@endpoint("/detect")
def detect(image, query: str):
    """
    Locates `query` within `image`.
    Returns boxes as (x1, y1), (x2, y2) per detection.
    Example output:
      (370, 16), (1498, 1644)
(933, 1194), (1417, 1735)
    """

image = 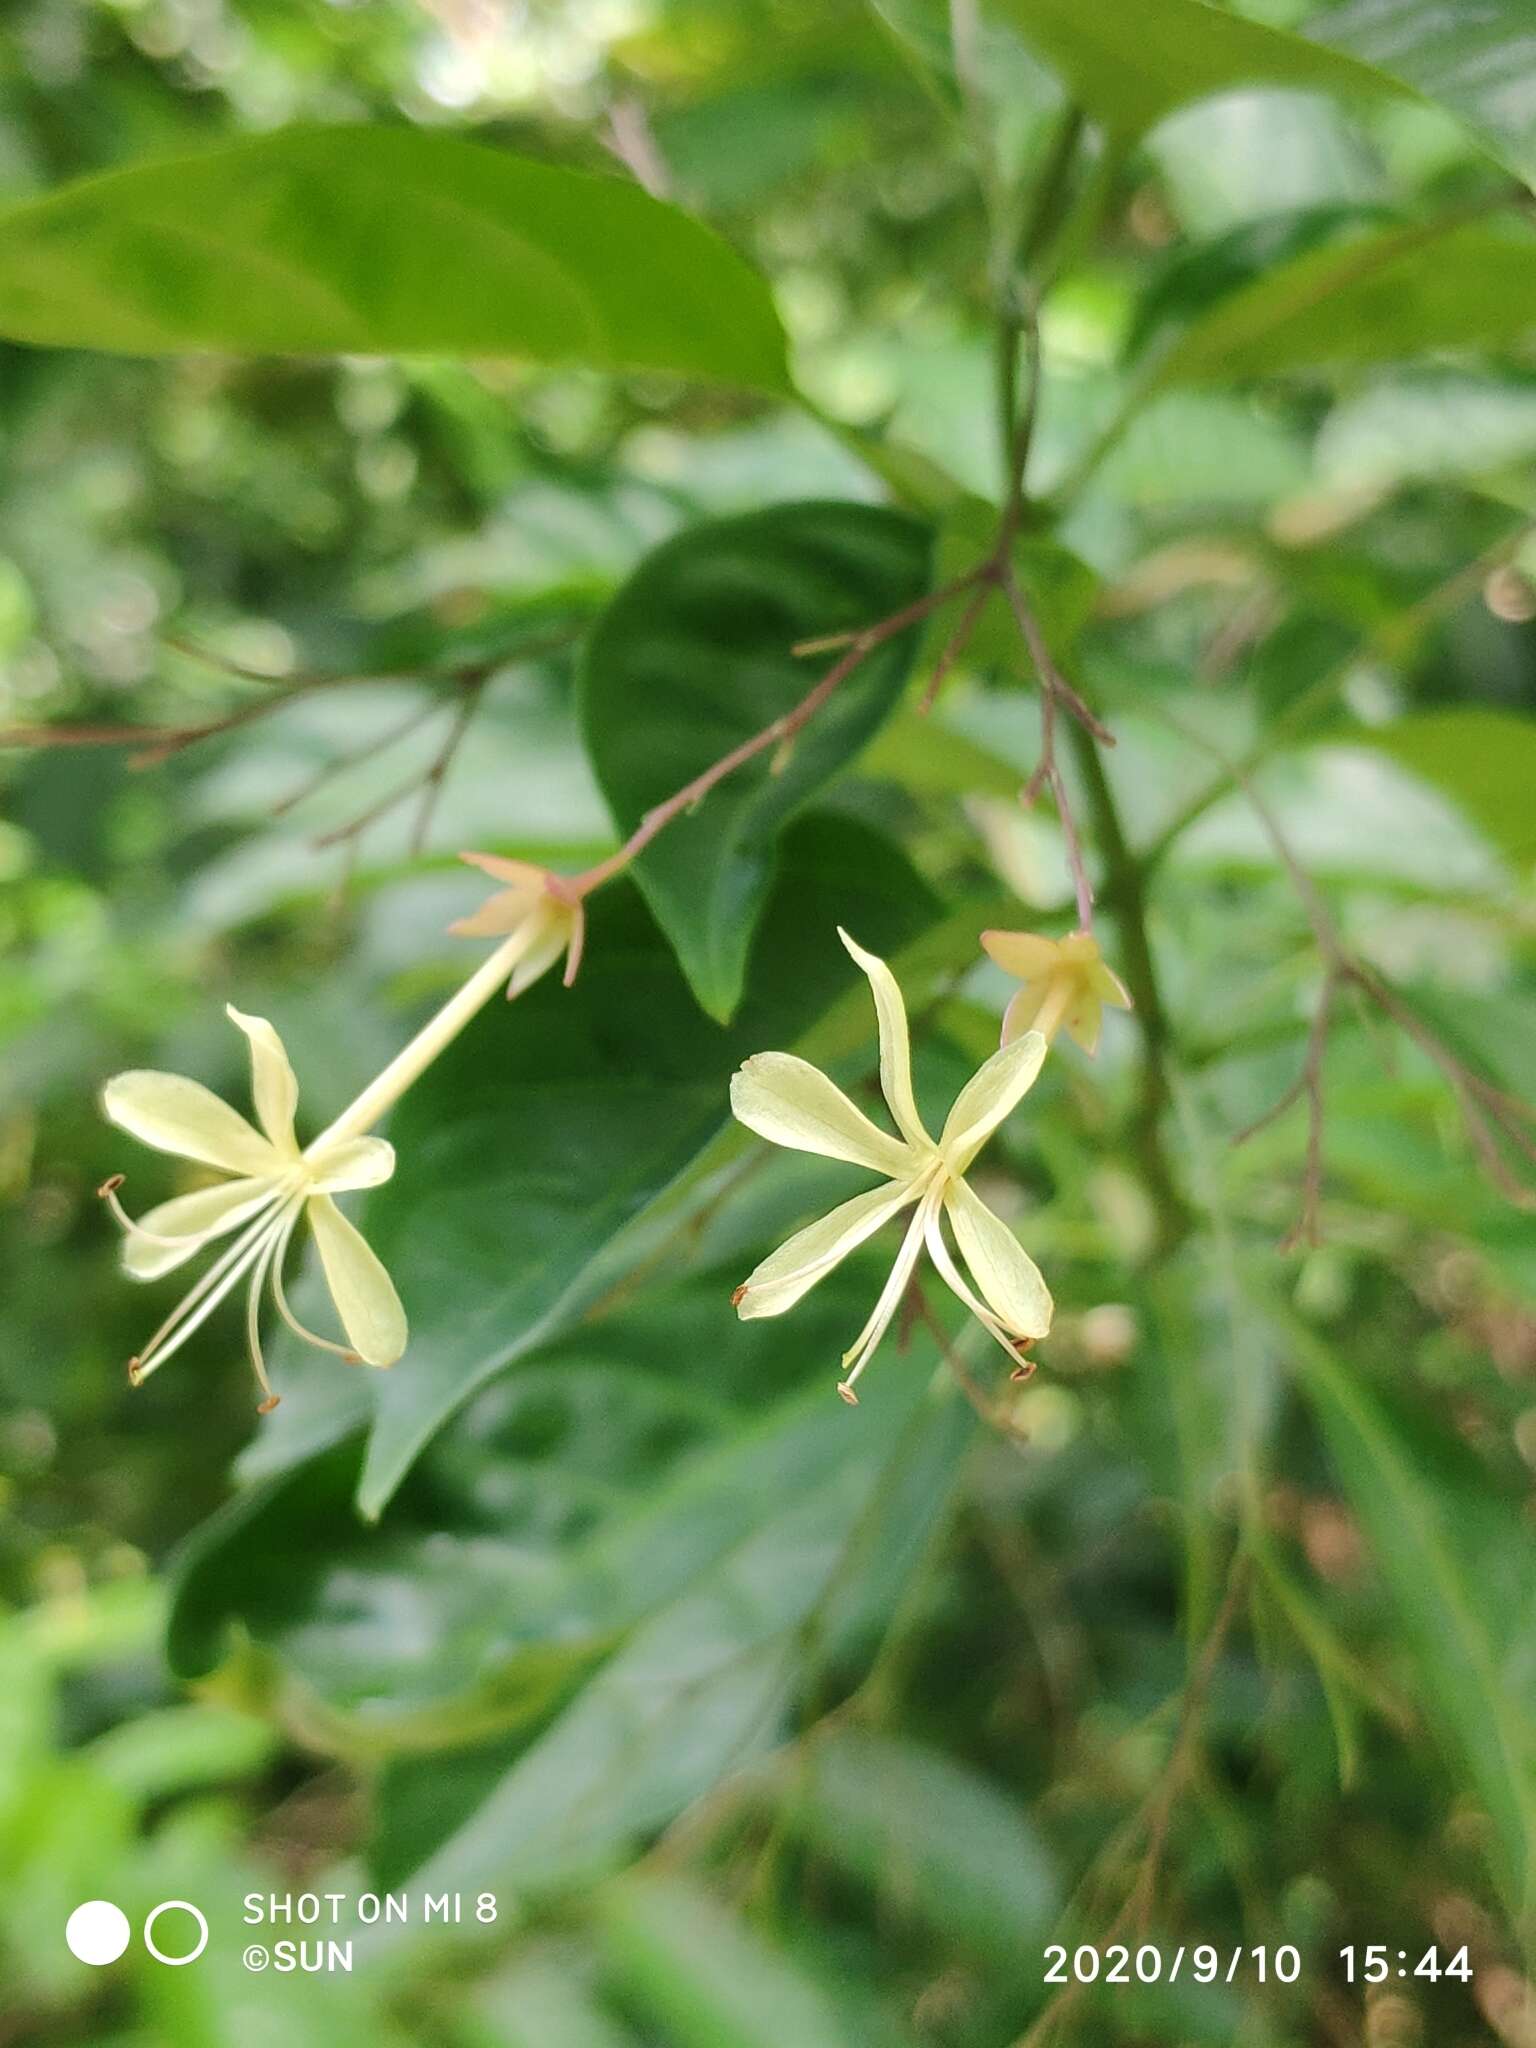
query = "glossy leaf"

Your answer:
(389, 1350), (966, 1901)
(917, 494), (1098, 685)
(1312, 0), (1536, 188)
(988, 0), (1396, 137)
(0, 128), (790, 391)
(1151, 215), (1536, 384)
(581, 502), (932, 1020)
